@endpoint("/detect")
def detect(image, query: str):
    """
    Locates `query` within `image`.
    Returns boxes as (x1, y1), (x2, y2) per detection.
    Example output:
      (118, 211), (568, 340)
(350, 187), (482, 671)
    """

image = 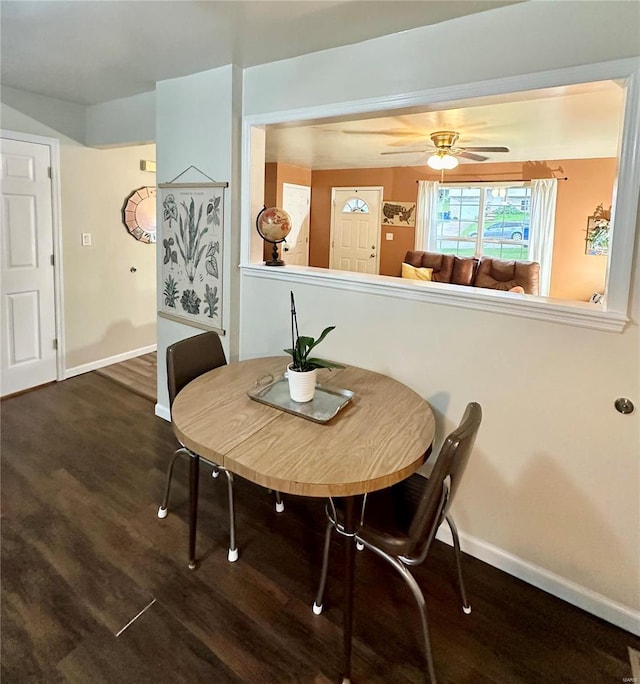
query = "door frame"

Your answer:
(281, 181), (310, 266)
(329, 186), (383, 274)
(1, 130), (65, 383)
